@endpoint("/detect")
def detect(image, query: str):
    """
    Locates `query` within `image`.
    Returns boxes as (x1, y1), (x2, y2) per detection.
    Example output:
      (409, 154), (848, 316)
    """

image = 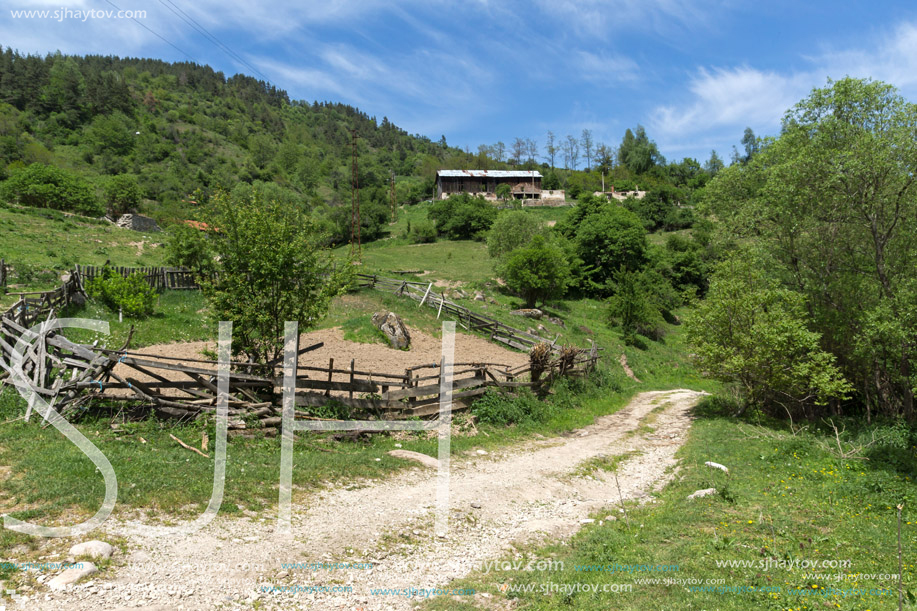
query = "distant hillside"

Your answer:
(0, 49), (478, 239)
